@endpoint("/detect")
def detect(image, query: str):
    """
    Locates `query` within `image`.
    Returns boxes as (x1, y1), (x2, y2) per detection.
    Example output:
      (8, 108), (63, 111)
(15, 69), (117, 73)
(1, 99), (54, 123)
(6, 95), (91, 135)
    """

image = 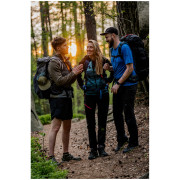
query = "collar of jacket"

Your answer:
(54, 54), (72, 72)
(54, 53), (64, 61)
